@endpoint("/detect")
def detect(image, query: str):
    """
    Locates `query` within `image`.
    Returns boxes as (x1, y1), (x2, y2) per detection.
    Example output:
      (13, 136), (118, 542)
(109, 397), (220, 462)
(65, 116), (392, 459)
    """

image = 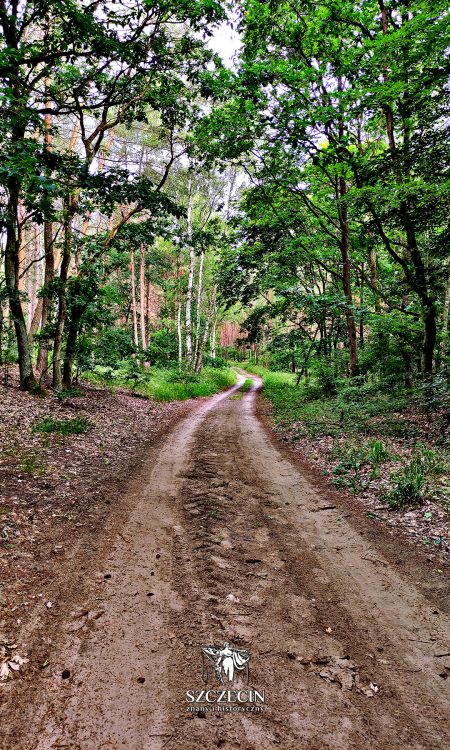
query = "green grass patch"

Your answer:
(56, 387), (83, 400)
(20, 453), (47, 474)
(84, 365), (236, 402)
(32, 416), (90, 435)
(242, 364), (413, 440)
(229, 377), (253, 399)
